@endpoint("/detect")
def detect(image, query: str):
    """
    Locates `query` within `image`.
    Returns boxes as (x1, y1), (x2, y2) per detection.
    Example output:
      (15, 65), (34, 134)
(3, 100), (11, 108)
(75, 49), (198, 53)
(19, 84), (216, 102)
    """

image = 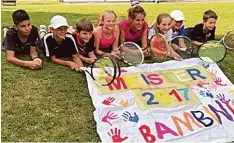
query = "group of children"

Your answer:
(2, 6), (218, 71)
